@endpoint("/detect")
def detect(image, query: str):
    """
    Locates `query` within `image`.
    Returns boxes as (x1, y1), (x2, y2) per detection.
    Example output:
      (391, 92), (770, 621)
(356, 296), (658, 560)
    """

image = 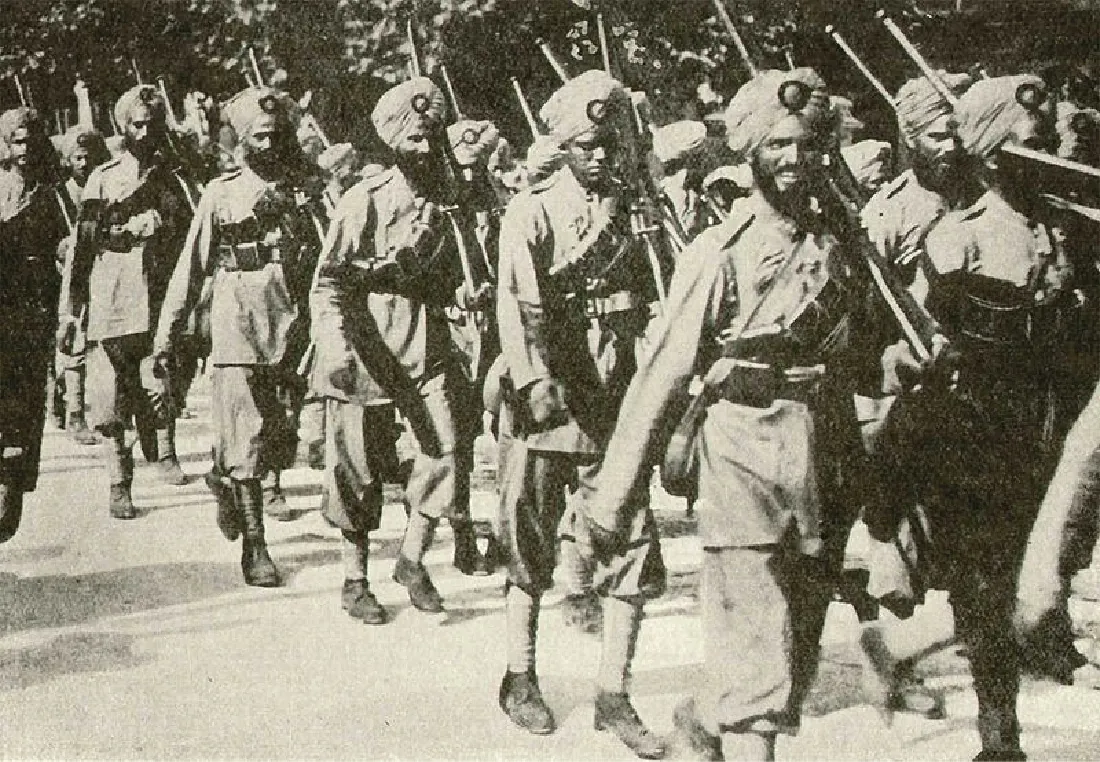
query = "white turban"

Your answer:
(538, 69), (628, 143)
(724, 69), (833, 158)
(894, 72), (973, 141)
(114, 85), (166, 131)
(652, 120), (706, 166)
(446, 119), (500, 167)
(371, 77), (446, 150)
(955, 74), (1047, 160)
